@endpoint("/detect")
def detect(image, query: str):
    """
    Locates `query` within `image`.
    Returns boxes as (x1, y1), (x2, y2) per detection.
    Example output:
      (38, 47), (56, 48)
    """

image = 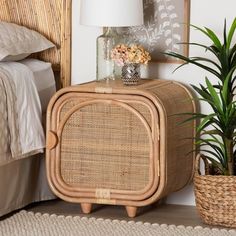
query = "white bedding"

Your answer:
(20, 59), (56, 112)
(0, 59), (56, 217)
(0, 60), (54, 165)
